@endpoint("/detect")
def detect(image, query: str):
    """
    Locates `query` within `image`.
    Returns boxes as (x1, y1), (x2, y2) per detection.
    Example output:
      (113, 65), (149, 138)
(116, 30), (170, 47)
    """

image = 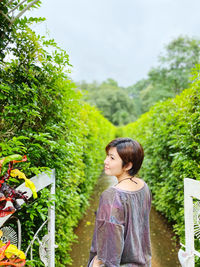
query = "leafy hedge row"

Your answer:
(0, 16), (115, 266)
(0, 83), (115, 266)
(118, 66), (200, 243)
(2, 4), (199, 265)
